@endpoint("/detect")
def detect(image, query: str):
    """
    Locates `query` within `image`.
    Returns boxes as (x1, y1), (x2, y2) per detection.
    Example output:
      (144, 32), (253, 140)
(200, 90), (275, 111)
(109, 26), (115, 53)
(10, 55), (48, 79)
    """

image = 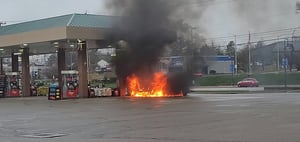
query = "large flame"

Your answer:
(127, 72), (183, 97)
